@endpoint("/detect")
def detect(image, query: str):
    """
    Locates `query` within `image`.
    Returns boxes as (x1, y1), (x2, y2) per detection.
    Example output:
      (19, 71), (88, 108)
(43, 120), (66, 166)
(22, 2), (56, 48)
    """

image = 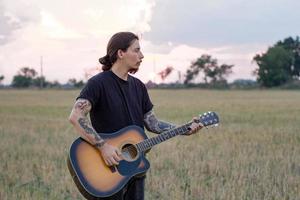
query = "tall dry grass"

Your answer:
(0, 89), (299, 200)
